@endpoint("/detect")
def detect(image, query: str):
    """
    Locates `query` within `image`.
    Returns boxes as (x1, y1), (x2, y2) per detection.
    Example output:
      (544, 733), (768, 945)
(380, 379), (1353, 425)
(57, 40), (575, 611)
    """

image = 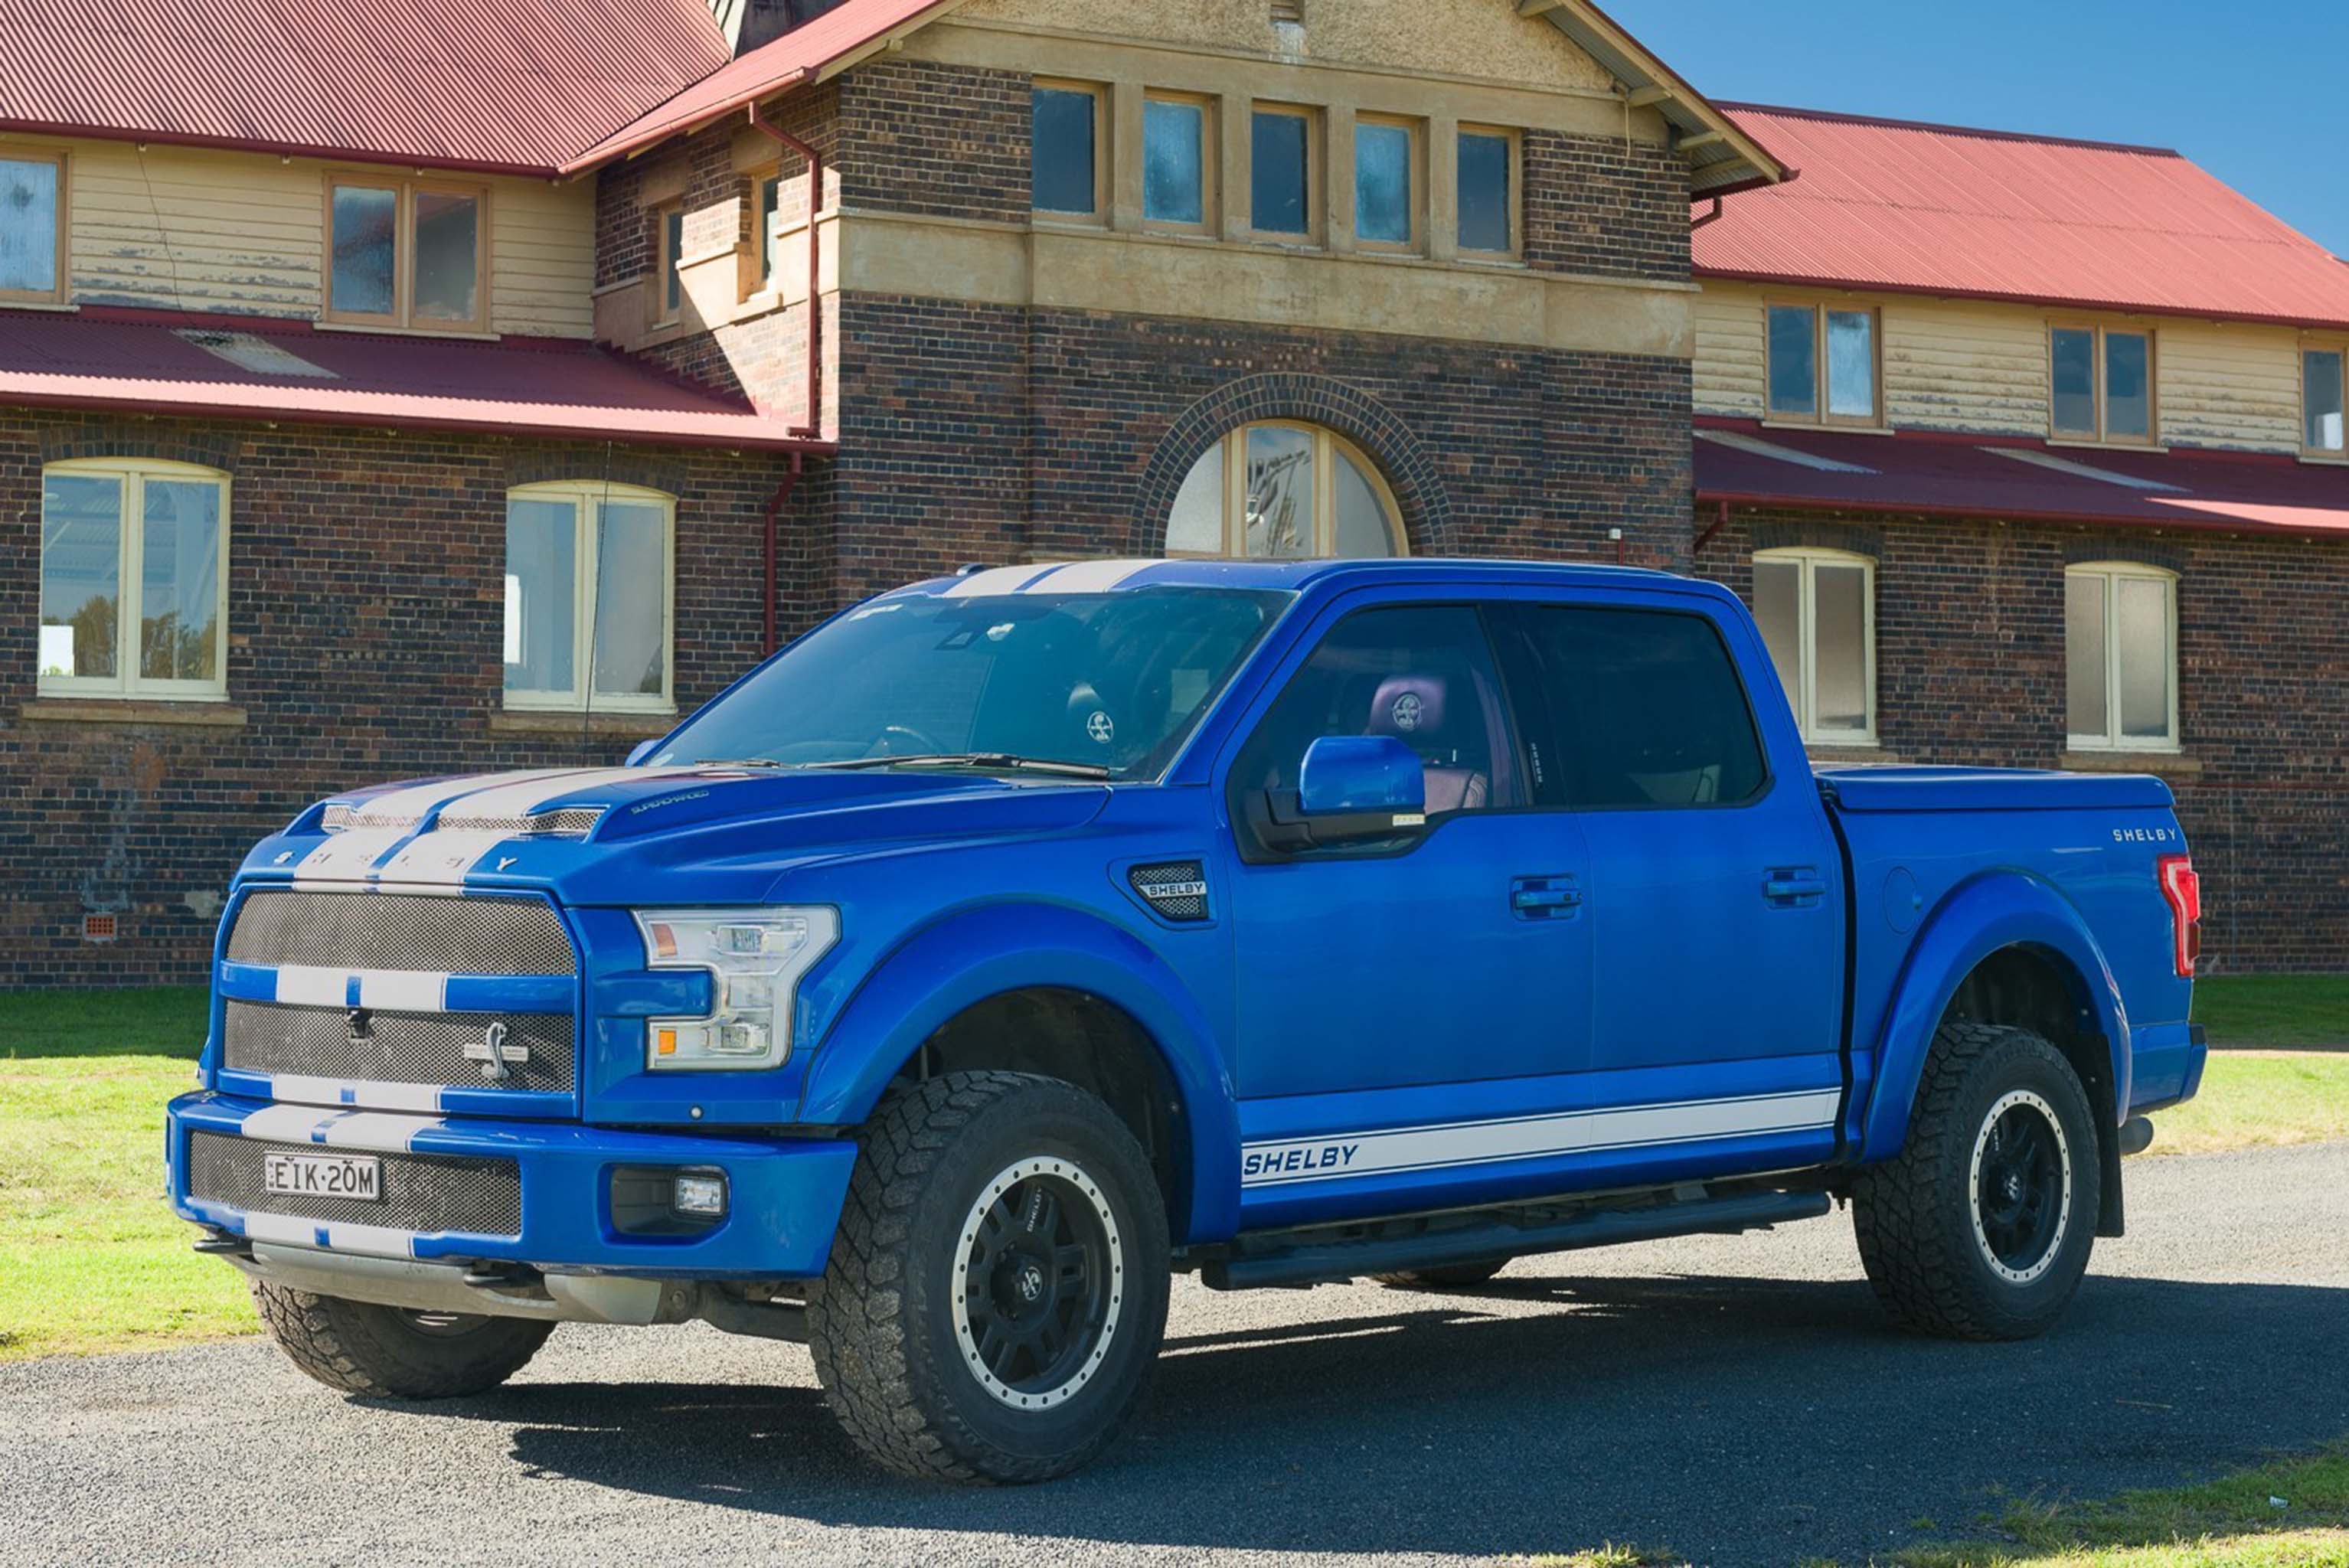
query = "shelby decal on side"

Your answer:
(1240, 1089), (1844, 1188)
